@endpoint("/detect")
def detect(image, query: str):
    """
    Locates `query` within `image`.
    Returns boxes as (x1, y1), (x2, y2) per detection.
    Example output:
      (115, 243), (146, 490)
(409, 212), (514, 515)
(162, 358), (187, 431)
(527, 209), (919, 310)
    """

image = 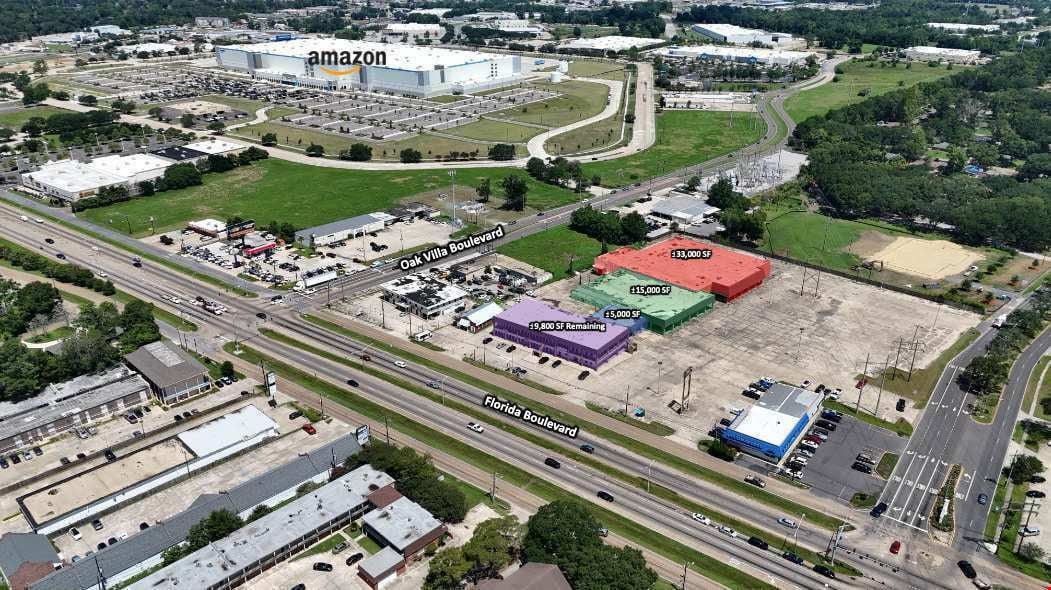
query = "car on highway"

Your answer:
(56, 253), (66, 259)
(44, 238), (54, 244)
(691, 513), (711, 525)
(814, 565), (835, 578)
(870, 502), (888, 518)
(977, 493), (988, 505)
(778, 517), (798, 529)
(256, 312), (267, 319)
(890, 540), (901, 554)
(544, 457), (561, 469)
(744, 475), (765, 488)
(957, 560), (977, 579)
(312, 562), (333, 572)
(596, 490), (614, 502)
(782, 551), (805, 566)
(394, 360), (407, 368)
(467, 422), (485, 434)
(346, 379), (359, 387)
(748, 536), (769, 550)
(717, 525), (737, 538)
(579, 444), (595, 454)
